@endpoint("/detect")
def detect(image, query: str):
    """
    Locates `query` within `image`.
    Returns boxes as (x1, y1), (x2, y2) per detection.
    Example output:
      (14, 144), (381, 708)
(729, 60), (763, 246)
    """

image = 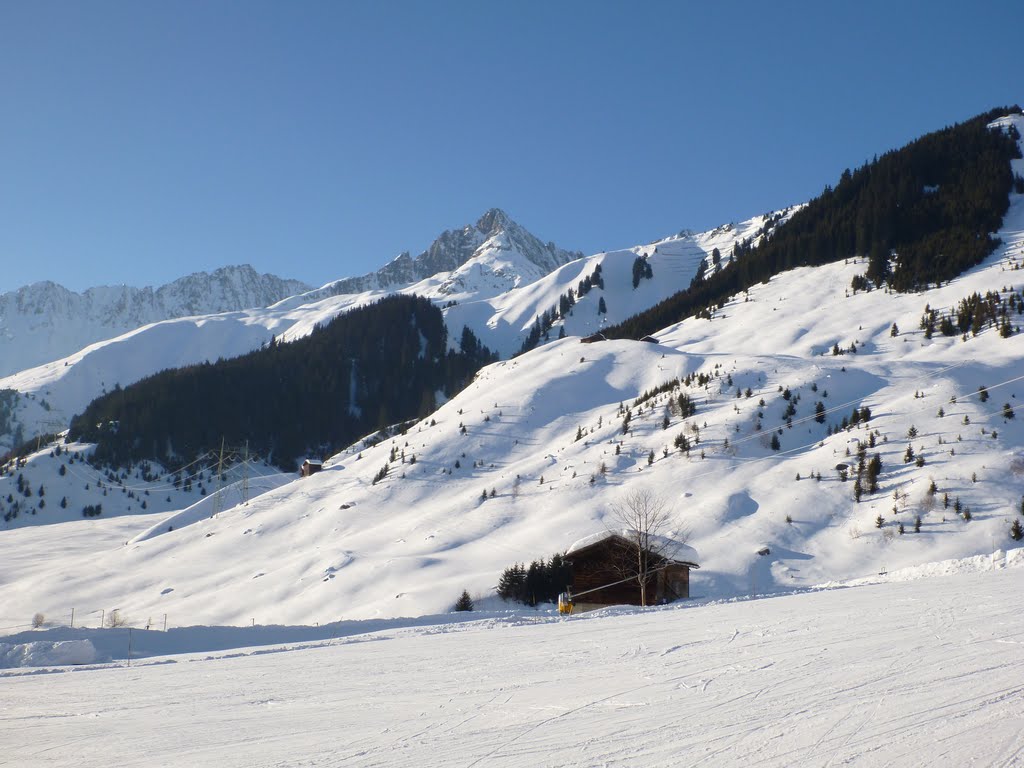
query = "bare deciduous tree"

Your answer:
(608, 489), (678, 607)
